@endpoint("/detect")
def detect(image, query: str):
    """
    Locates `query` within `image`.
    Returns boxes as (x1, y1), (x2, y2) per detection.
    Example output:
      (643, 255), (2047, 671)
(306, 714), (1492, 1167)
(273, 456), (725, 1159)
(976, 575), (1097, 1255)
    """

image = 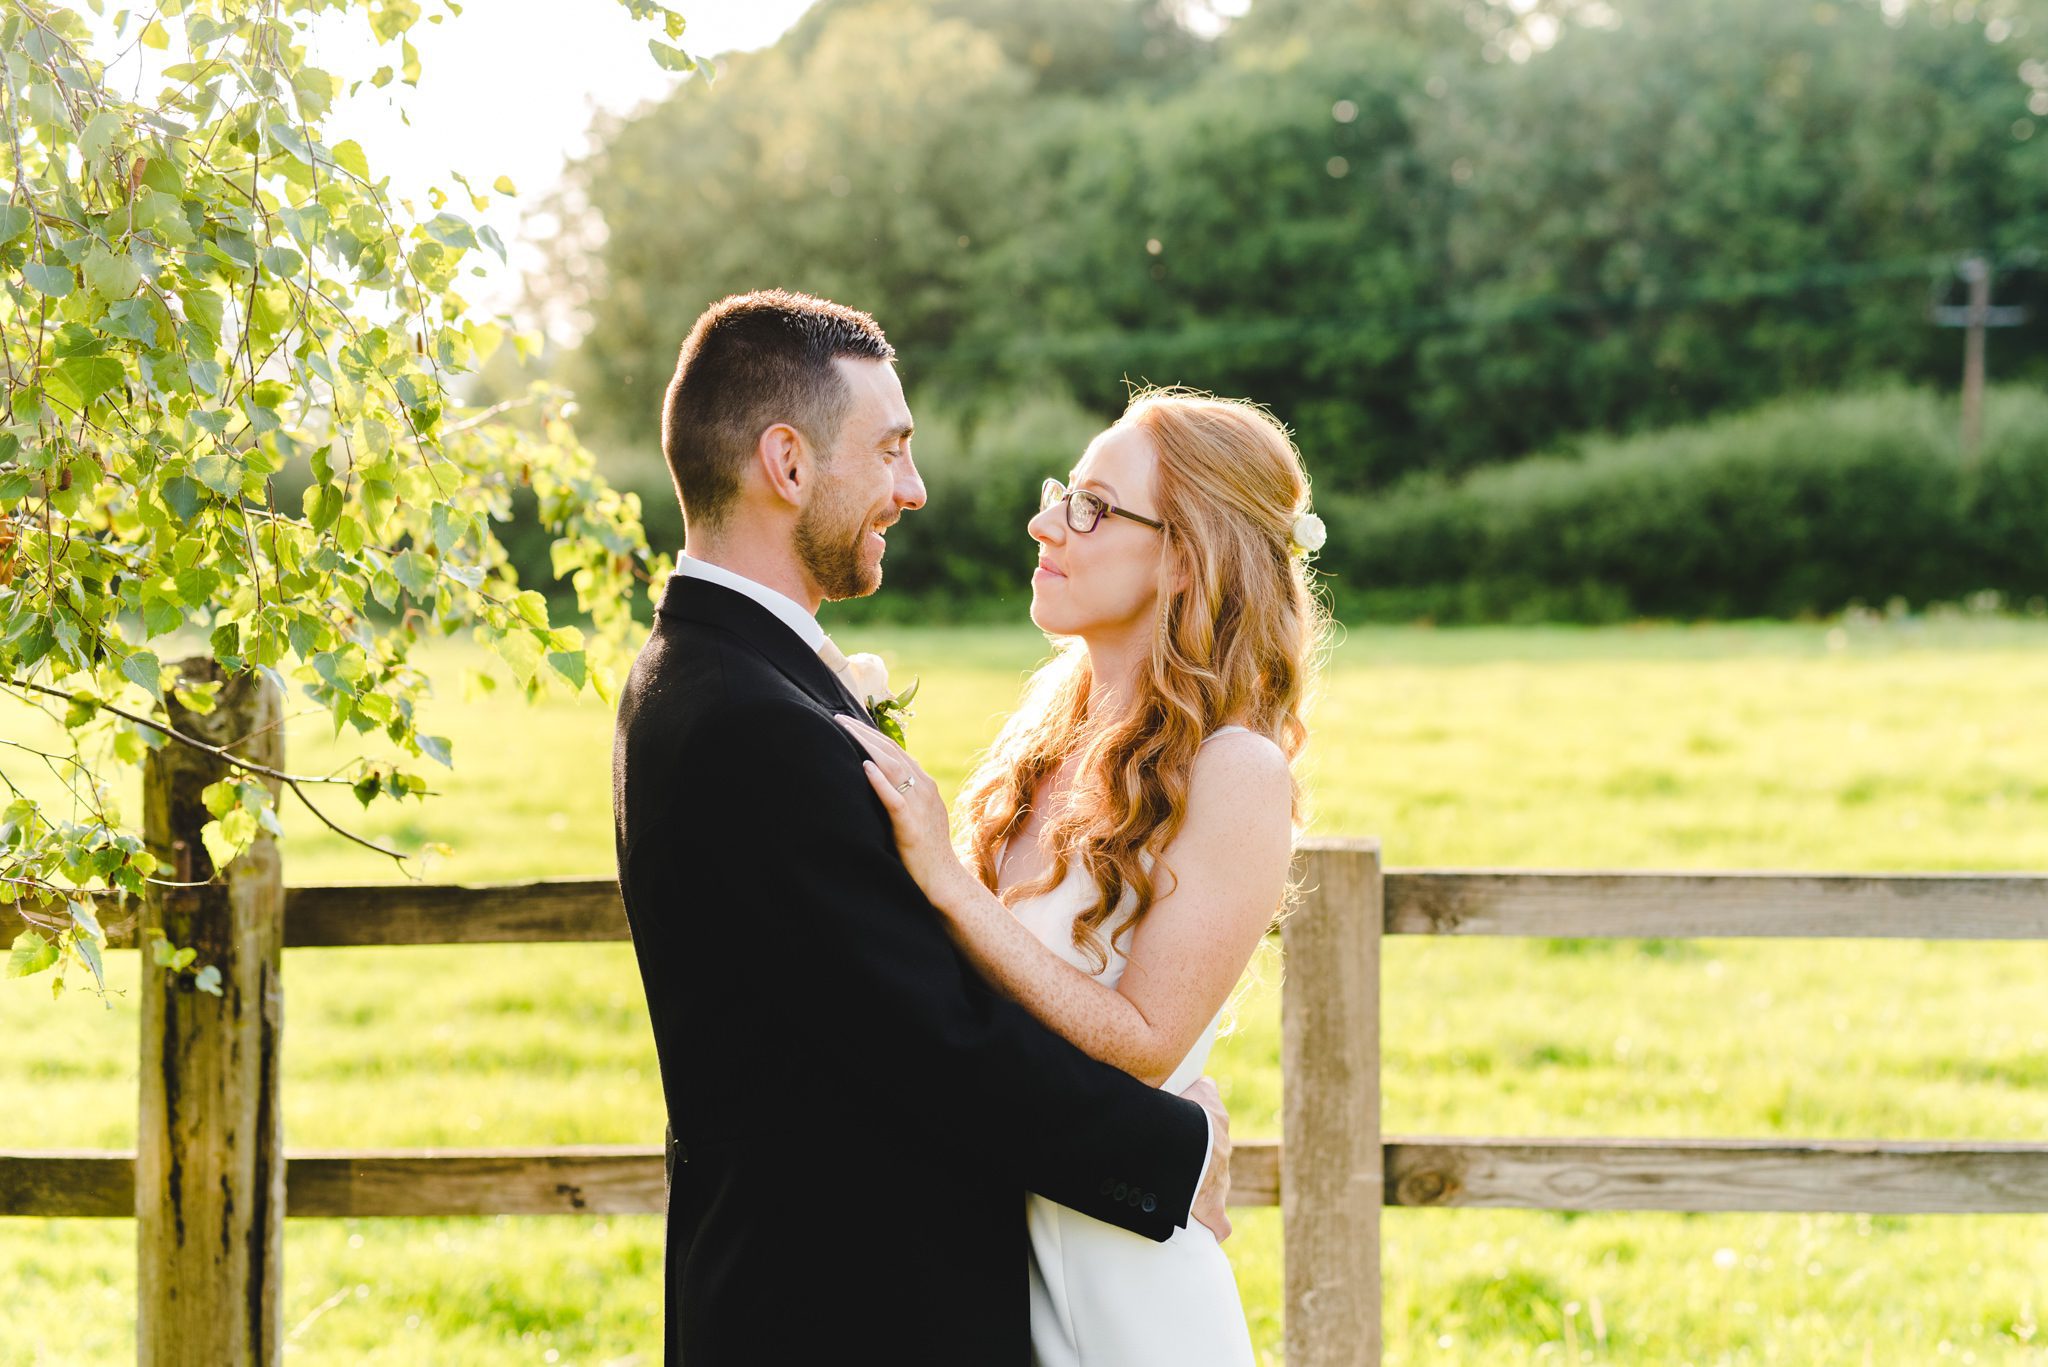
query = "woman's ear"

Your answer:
(755, 422), (810, 510)
(1165, 539), (1192, 596)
